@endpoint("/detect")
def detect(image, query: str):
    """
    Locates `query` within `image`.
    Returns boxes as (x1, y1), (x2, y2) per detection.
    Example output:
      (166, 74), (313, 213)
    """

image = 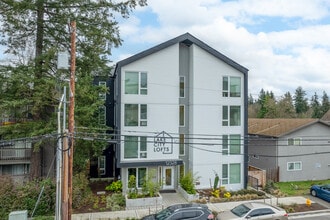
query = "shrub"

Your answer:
(72, 172), (94, 209)
(105, 180), (123, 193)
(127, 175), (138, 199)
(106, 193), (125, 210)
(180, 171), (198, 194)
(142, 169), (161, 197)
